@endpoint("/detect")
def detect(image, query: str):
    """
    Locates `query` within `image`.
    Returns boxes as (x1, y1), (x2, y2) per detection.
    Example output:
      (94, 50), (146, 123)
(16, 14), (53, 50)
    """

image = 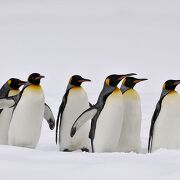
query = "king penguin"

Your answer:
(56, 75), (91, 152)
(71, 73), (136, 153)
(148, 79), (180, 152)
(8, 73), (55, 148)
(0, 78), (26, 144)
(117, 77), (147, 153)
